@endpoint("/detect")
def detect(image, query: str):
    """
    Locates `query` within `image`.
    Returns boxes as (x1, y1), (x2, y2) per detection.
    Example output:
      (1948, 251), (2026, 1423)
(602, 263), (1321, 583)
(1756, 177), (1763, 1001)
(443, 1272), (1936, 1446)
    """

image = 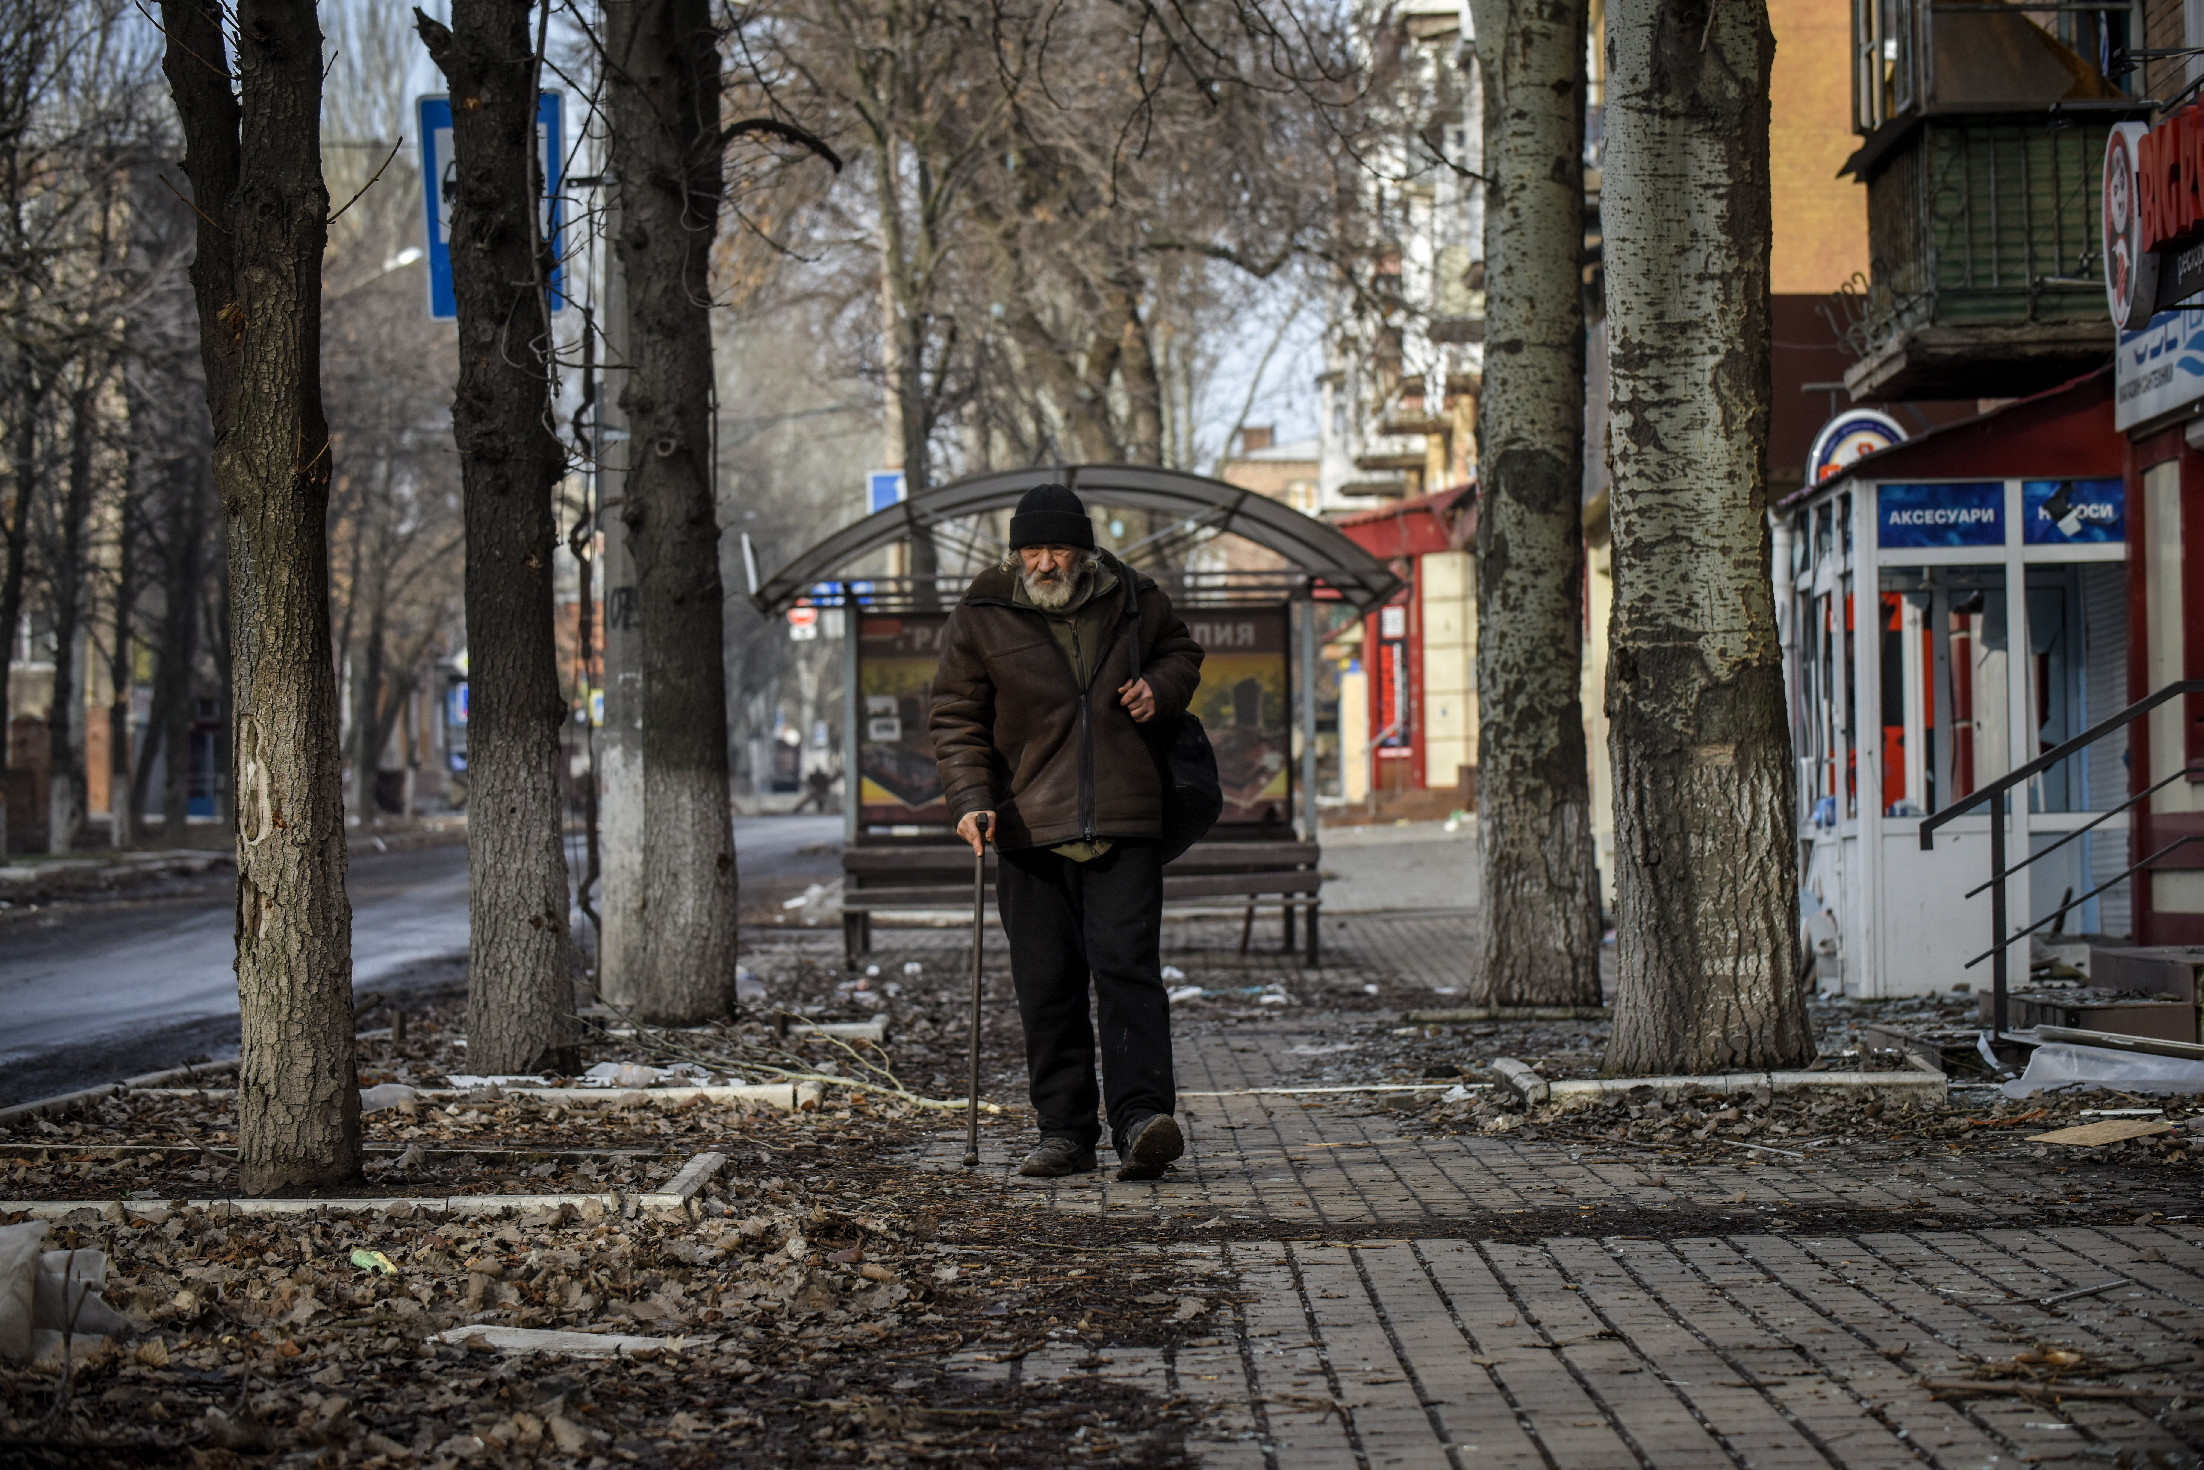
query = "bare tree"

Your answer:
(416, 0), (579, 1073)
(161, 0), (359, 1191)
(603, 0), (741, 1022)
(0, 0), (73, 825)
(45, 349), (109, 852)
(1600, 0), (1809, 1073)
(967, 4), (1356, 477)
(754, 0), (1367, 503)
(1464, 0), (1602, 1006)
(123, 246), (212, 845)
(0, 0), (157, 846)
(106, 423), (137, 847)
(117, 150), (215, 849)
(769, 0), (1025, 580)
(319, 0), (462, 844)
